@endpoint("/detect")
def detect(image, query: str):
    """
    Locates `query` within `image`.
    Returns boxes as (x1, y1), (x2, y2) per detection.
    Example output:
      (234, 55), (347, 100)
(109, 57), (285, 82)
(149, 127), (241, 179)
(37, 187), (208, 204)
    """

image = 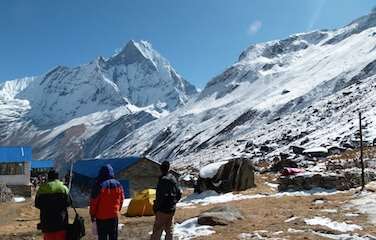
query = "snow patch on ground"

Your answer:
(13, 197), (26, 203)
(321, 209), (338, 213)
(174, 217), (215, 240)
(178, 188), (341, 208)
(287, 228), (304, 233)
(177, 190), (265, 207)
(349, 191), (376, 224)
(305, 217), (362, 232)
(266, 182), (279, 189)
(284, 216), (299, 223)
(238, 232), (286, 240)
(312, 232), (376, 240)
